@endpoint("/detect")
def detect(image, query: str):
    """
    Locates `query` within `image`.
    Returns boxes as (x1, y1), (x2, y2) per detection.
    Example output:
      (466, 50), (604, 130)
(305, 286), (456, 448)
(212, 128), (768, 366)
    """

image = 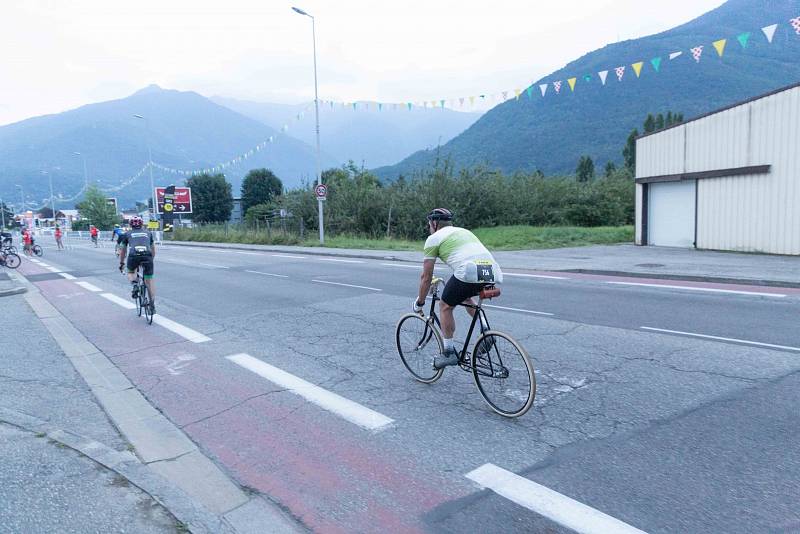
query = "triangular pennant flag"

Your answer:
(762, 24), (778, 43)
(598, 70), (608, 85)
(713, 39), (727, 57)
(501, 91), (508, 100)
(553, 81), (562, 93)
(378, 103), (383, 111)
(440, 99), (445, 108)
(459, 97), (465, 106)
(632, 62), (644, 77)
(583, 74), (592, 82)
(514, 88), (521, 99)
(669, 51), (683, 60)
(539, 84), (548, 97)
(567, 77), (577, 91)
(691, 45), (704, 62)
(791, 16), (800, 35)
(526, 87), (533, 99)
(615, 66), (625, 81)
(737, 32), (751, 48)
(650, 57), (662, 72)
(469, 96), (475, 106)
(407, 102), (412, 110)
